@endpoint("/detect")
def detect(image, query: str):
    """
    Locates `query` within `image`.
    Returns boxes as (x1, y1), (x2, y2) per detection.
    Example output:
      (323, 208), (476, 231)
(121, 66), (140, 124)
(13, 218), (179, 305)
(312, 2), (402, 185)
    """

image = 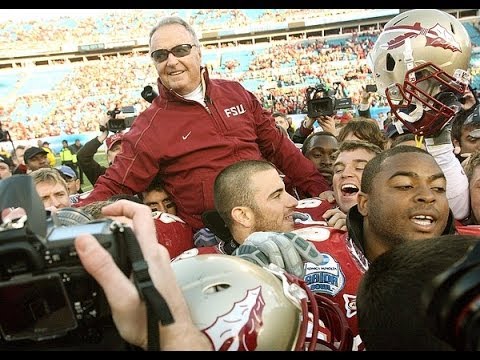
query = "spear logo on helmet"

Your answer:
(380, 22), (462, 52)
